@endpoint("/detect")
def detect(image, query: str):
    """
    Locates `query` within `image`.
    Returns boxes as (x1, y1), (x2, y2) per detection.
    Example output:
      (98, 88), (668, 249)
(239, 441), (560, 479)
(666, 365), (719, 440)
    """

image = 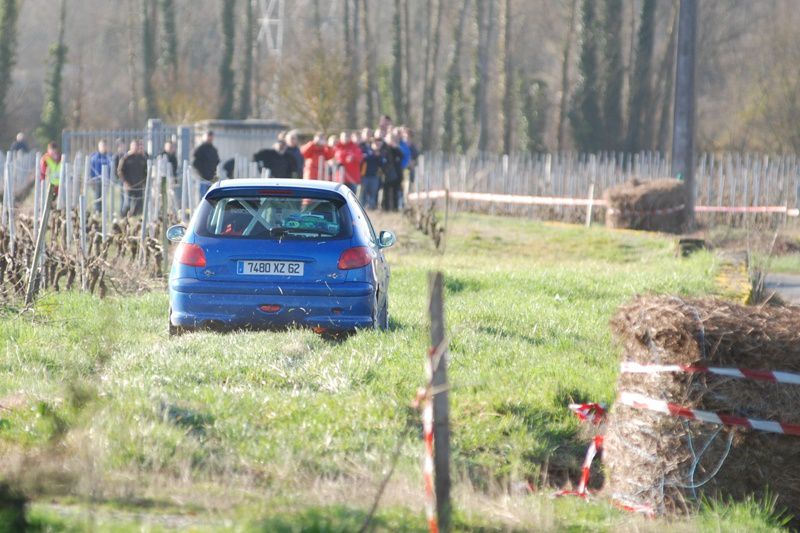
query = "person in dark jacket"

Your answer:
(118, 140), (148, 216)
(360, 136), (386, 210)
(192, 131), (220, 198)
(253, 139), (296, 179)
(285, 130), (304, 178)
(379, 132), (404, 212)
(159, 140), (179, 177)
(10, 132), (29, 153)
